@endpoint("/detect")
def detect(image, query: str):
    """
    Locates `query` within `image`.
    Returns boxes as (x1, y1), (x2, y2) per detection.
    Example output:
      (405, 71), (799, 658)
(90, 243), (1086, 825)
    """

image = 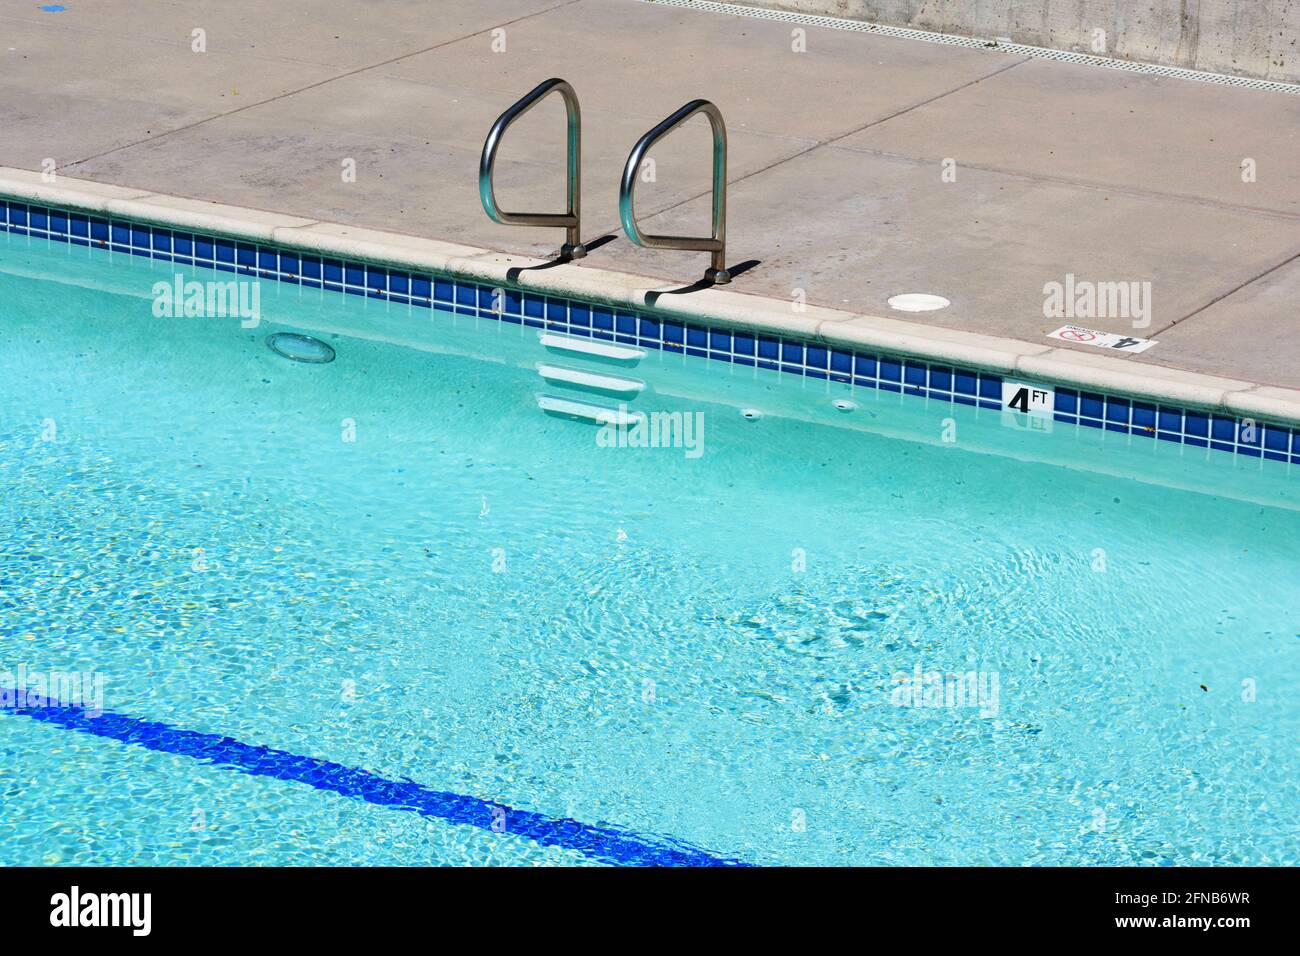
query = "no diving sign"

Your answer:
(1047, 325), (1157, 353)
